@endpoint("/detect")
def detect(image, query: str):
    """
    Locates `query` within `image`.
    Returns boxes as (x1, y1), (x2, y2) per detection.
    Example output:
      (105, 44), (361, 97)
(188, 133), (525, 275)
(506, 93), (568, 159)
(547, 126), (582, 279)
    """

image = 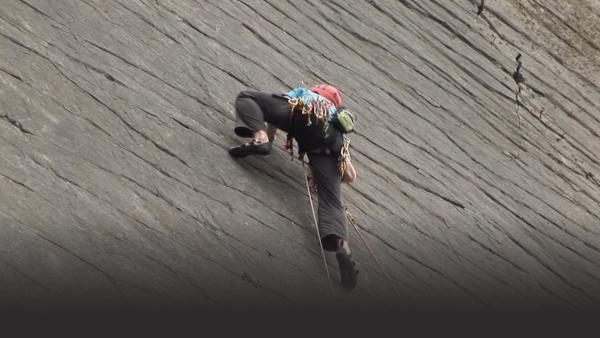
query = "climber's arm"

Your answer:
(342, 160), (356, 184)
